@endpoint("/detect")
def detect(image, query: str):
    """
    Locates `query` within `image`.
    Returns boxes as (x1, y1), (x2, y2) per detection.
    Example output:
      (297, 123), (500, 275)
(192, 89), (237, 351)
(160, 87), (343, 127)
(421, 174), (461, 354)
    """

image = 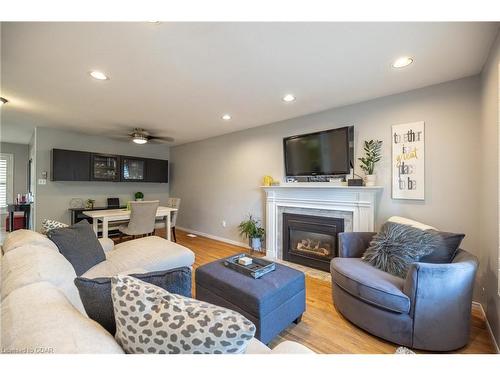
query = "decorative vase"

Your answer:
(135, 198), (143, 201)
(250, 237), (262, 252)
(365, 174), (377, 186)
